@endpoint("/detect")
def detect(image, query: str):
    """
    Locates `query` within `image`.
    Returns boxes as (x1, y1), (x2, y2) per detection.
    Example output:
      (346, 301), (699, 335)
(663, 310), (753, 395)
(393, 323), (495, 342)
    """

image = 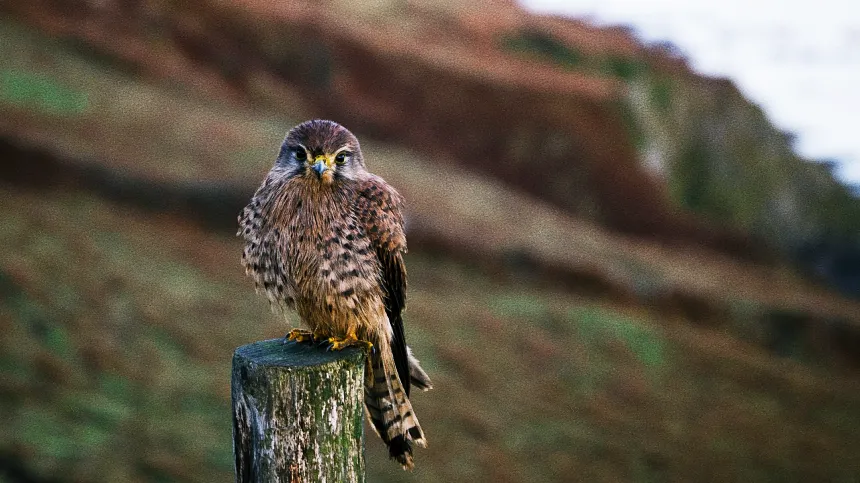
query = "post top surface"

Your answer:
(234, 338), (365, 368)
